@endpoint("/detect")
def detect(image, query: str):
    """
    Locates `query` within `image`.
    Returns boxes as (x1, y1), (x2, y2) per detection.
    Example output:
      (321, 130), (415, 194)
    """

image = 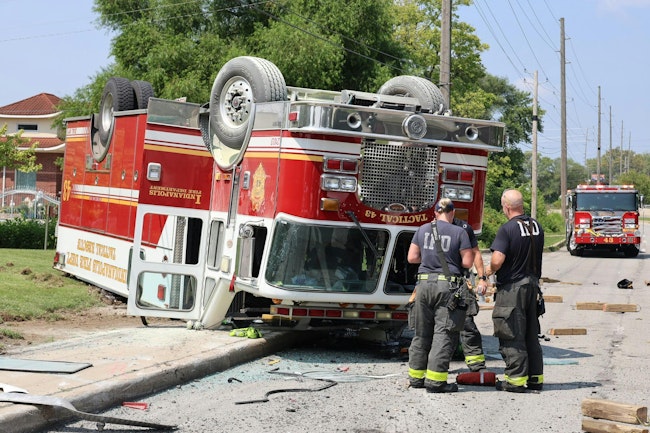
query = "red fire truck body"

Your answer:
(565, 184), (641, 257)
(54, 57), (505, 330)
